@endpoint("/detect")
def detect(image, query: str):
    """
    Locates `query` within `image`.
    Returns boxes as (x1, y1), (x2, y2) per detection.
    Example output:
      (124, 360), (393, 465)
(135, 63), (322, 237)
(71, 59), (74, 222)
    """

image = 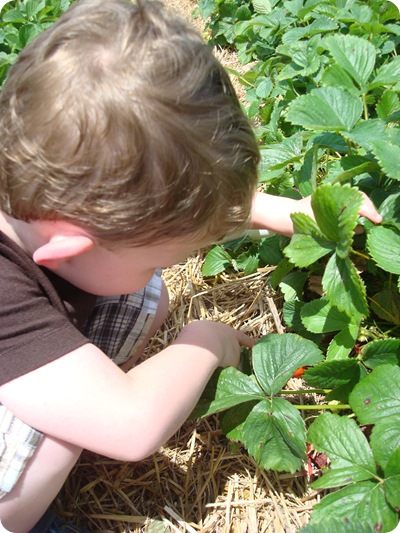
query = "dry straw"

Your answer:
(55, 251), (322, 532)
